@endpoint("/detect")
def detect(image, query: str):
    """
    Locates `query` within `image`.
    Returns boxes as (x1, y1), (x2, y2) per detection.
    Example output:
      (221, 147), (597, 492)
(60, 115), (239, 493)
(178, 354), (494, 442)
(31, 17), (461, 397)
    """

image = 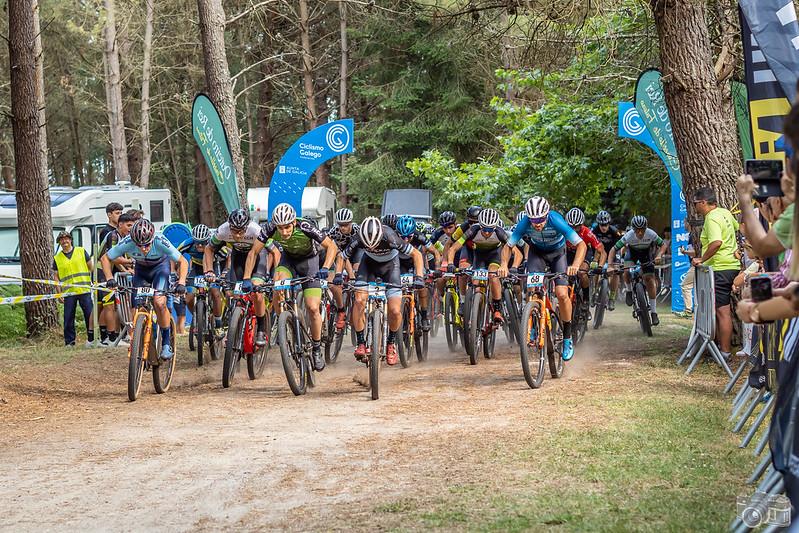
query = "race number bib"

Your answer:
(137, 286), (154, 297)
(400, 274), (414, 285)
(319, 279), (328, 289)
(526, 273), (545, 288)
(473, 269), (489, 281)
(274, 279), (292, 289)
(194, 278), (207, 289)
